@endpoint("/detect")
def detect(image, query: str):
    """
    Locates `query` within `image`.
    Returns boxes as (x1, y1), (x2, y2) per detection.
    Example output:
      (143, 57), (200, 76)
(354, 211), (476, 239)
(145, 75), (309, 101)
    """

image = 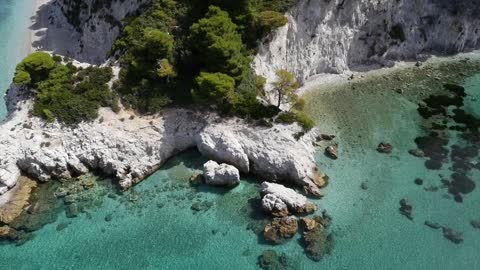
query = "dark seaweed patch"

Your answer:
(448, 173), (476, 195)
